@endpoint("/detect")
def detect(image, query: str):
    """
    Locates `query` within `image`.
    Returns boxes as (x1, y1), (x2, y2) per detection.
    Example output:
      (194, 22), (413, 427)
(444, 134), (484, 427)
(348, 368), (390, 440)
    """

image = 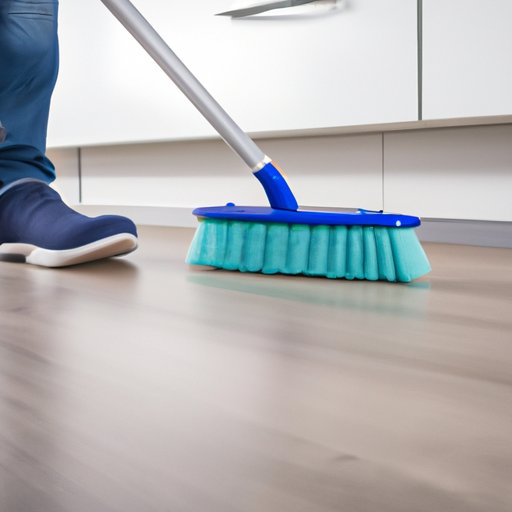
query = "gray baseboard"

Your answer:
(75, 205), (512, 249)
(418, 218), (512, 248)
